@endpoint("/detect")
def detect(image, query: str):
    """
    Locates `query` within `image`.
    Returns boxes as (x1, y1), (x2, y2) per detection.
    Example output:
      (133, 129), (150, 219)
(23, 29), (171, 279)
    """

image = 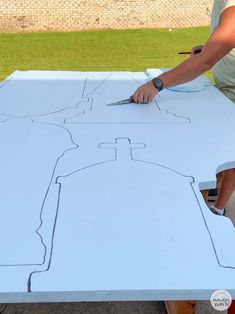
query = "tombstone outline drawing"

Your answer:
(27, 137), (235, 294)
